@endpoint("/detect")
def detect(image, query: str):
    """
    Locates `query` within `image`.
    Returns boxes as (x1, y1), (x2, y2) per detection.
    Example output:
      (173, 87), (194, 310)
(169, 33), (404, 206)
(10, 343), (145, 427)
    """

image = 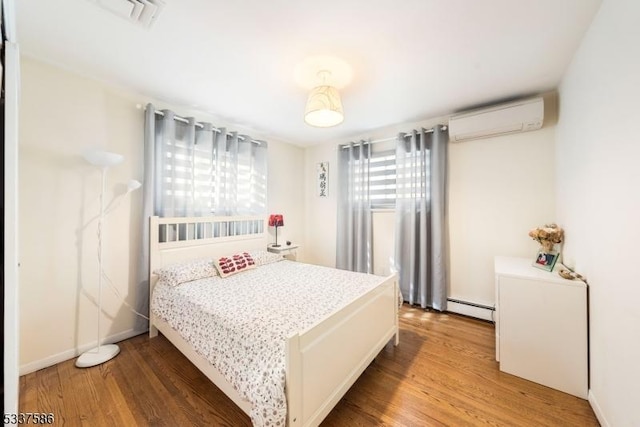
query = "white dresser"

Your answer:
(494, 256), (588, 398)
